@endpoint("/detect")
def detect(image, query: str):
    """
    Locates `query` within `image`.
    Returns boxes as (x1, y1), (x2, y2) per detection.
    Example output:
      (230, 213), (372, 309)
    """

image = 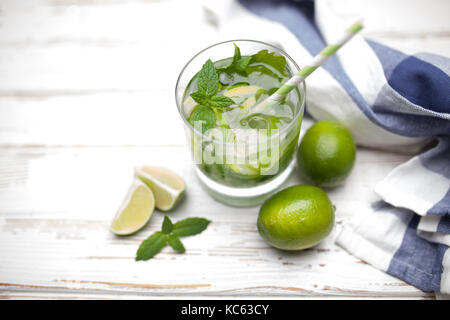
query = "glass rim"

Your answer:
(174, 39), (306, 140)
